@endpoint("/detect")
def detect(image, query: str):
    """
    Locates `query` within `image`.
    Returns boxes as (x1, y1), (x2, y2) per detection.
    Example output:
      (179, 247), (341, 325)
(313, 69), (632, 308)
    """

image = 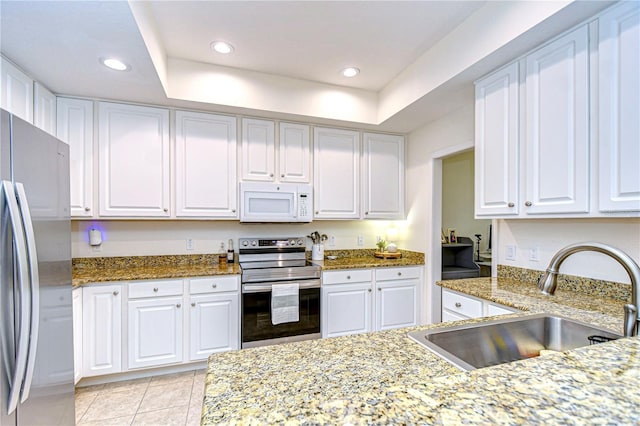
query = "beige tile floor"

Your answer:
(75, 370), (206, 426)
